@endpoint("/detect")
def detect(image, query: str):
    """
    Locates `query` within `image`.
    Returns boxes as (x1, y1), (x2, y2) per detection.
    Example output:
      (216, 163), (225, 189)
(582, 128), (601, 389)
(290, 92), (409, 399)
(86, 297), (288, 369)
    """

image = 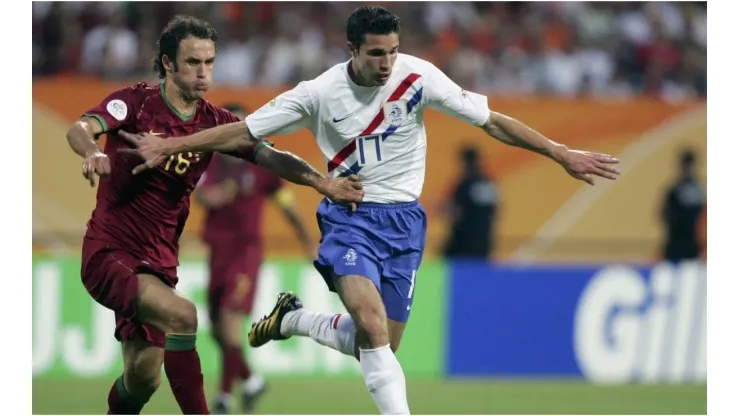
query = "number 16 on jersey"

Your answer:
(356, 135), (383, 167)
